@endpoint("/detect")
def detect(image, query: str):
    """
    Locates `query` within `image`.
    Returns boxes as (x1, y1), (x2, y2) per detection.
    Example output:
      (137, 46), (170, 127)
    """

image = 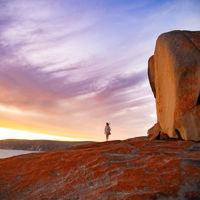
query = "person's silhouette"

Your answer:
(104, 122), (111, 141)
